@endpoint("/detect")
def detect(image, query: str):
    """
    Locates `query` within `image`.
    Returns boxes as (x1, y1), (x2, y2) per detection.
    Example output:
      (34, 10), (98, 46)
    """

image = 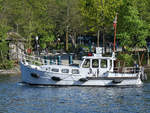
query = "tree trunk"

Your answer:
(146, 46), (149, 65)
(65, 26), (69, 52)
(70, 32), (76, 51)
(102, 27), (105, 53)
(74, 32), (77, 48)
(140, 52), (144, 66)
(138, 52), (141, 66)
(148, 51), (149, 65)
(0, 50), (6, 69)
